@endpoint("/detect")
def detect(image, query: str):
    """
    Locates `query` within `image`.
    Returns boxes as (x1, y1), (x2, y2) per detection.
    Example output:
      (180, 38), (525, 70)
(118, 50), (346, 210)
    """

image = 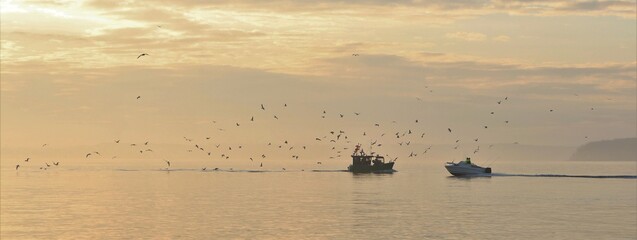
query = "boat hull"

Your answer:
(348, 162), (395, 173)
